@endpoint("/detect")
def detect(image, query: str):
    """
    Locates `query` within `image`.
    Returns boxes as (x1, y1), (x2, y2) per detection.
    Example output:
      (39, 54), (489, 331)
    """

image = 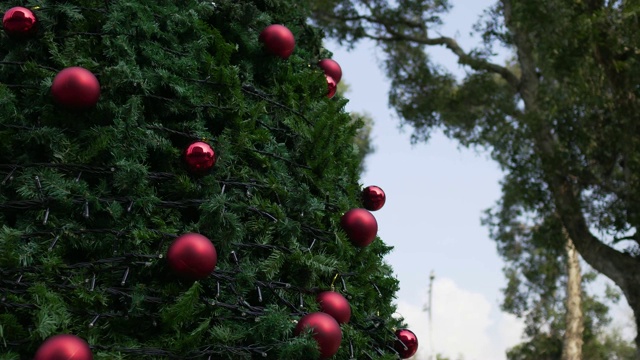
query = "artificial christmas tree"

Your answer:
(0, 1), (403, 359)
